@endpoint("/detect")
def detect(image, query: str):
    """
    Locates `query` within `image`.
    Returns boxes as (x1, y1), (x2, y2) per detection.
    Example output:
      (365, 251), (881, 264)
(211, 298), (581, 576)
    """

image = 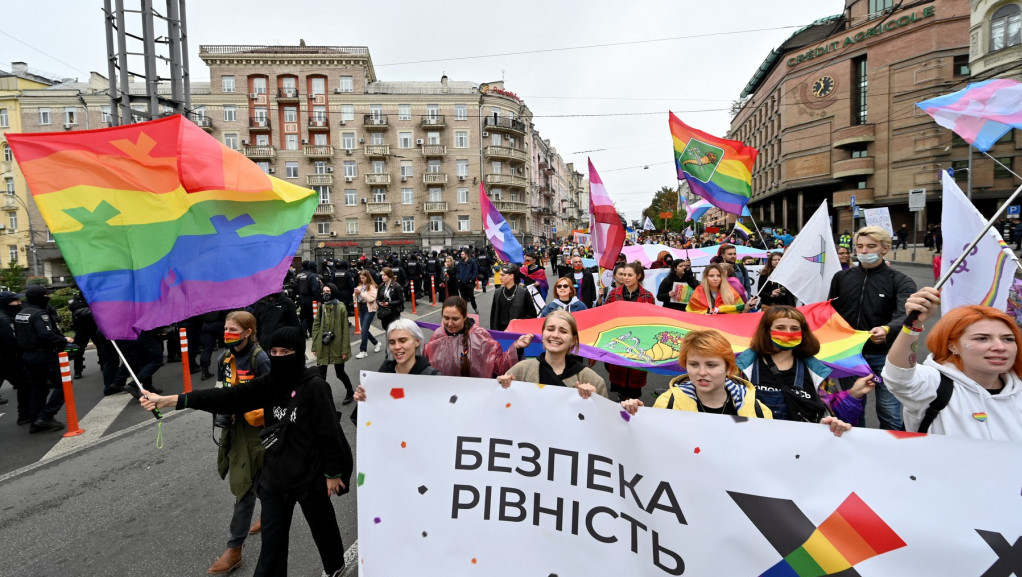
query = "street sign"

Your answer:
(853, 206), (861, 218)
(551, 227), (556, 233)
(850, 194), (857, 206)
(1008, 205), (1020, 217)
(659, 212), (673, 219)
(908, 188), (926, 212)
